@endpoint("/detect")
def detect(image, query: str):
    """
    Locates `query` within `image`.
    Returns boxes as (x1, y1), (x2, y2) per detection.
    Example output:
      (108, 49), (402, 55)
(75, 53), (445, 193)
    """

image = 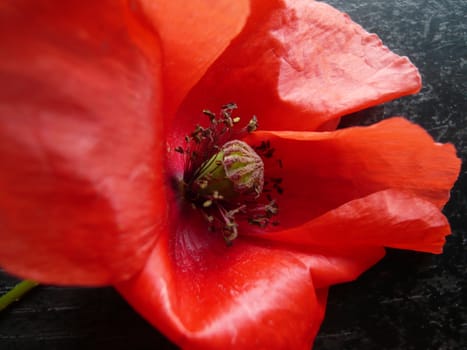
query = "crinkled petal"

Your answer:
(0, 0), (166, 285)
(244, 118), (460, 227)
(139, 0), (249, 116)
(174, 0), (421, 133)
(247, 190), (452, 254)
(117, 204), (326, 350)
